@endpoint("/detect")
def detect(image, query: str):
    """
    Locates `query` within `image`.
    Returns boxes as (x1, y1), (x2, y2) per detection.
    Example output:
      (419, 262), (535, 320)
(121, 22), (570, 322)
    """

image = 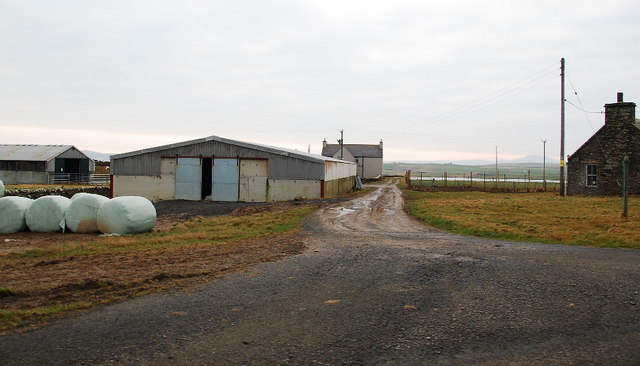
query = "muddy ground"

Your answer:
(2, 183), (639, 365)
(0, 199), (338, 333)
